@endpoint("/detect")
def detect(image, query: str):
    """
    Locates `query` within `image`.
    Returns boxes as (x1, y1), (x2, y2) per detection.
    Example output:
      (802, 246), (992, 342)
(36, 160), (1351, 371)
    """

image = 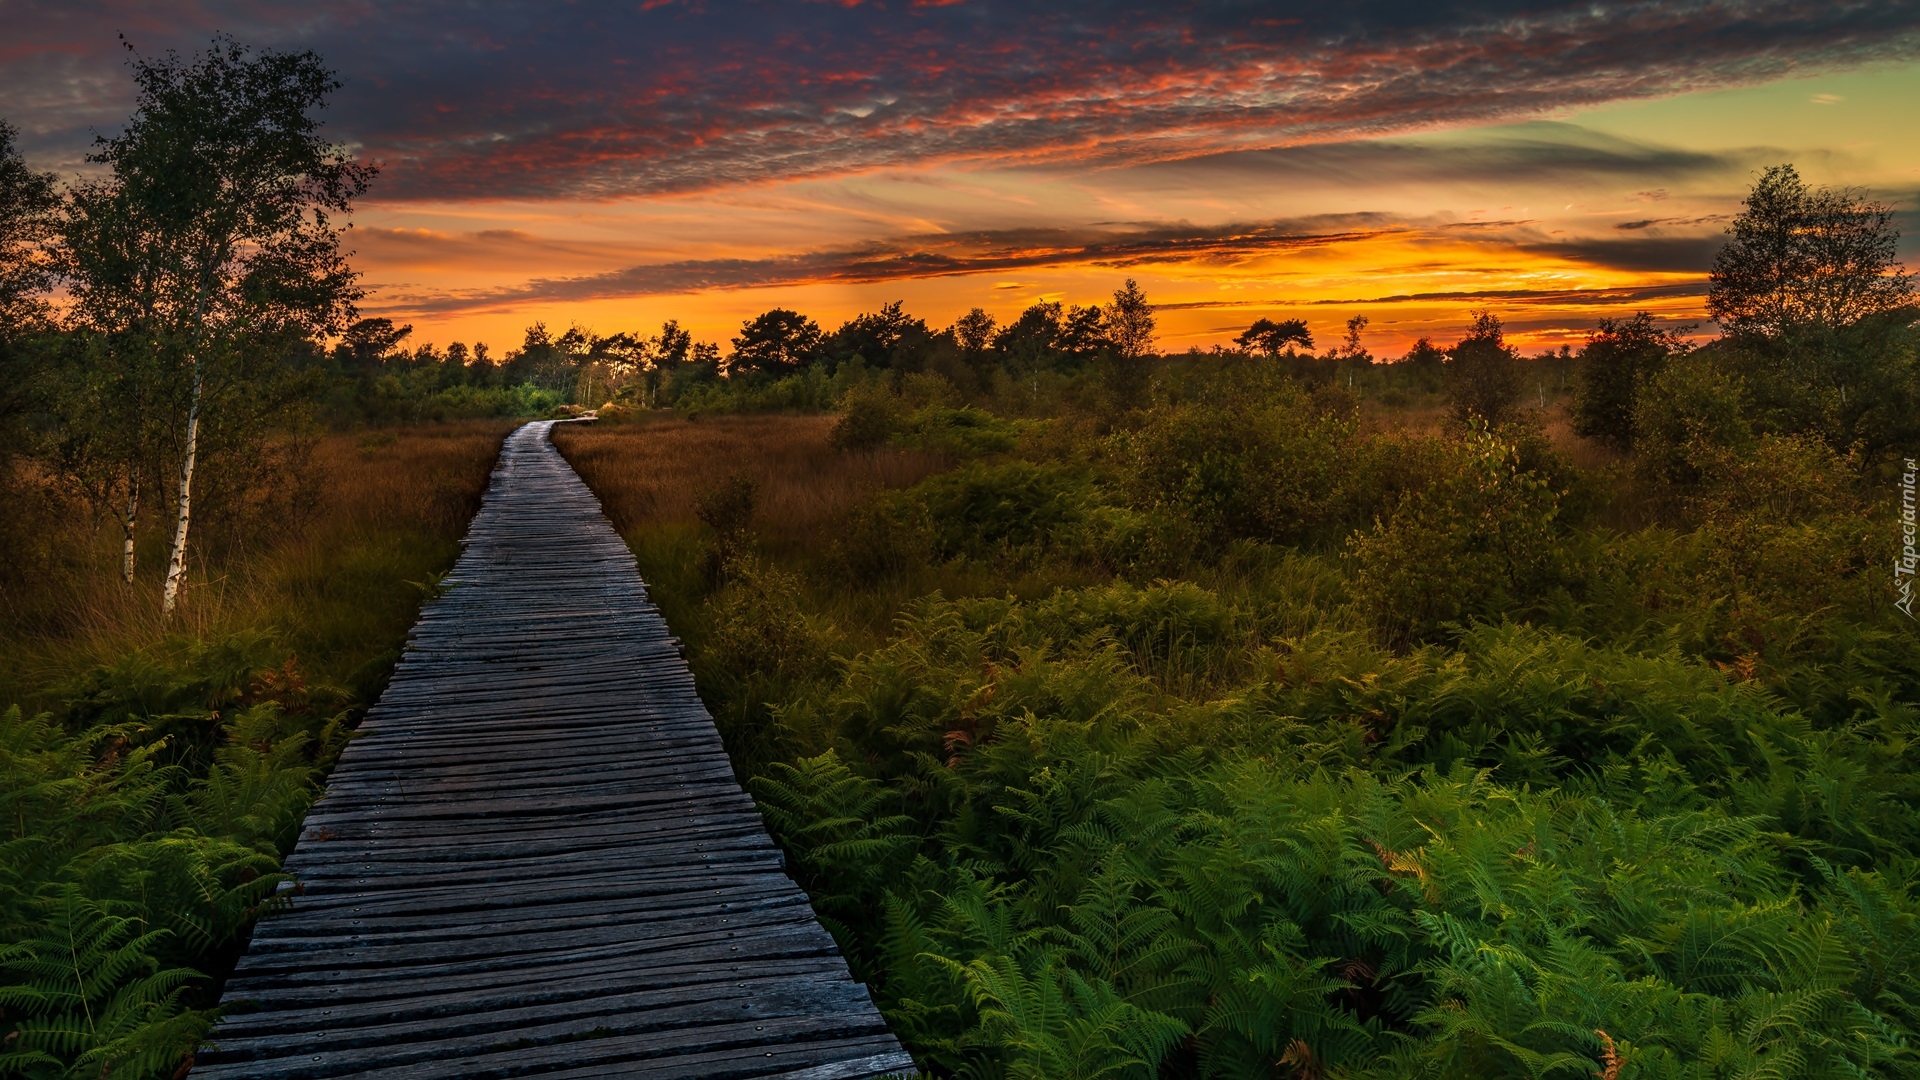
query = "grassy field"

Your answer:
(0, 422), (513, 709)
(555, 413), (943, 554)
